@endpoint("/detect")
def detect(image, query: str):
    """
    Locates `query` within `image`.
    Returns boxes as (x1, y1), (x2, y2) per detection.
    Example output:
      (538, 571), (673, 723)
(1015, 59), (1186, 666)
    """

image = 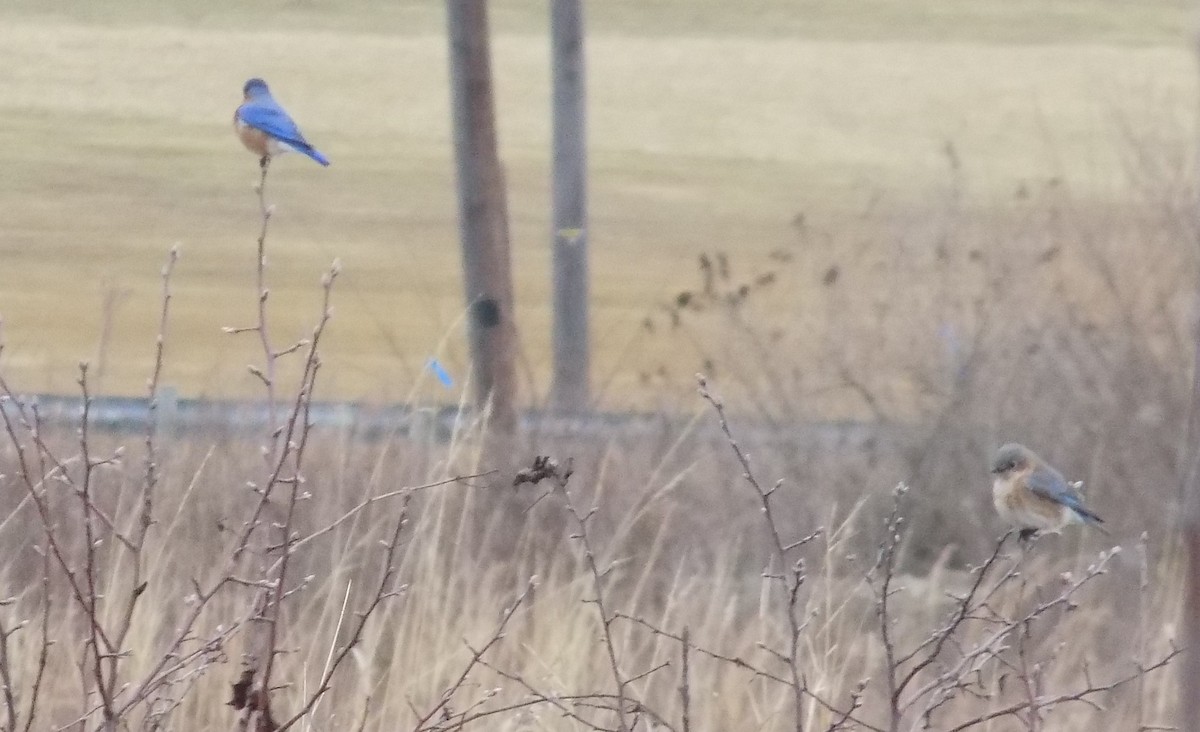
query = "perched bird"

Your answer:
(990, 443), (1104, 540)
(233, 78), (330, 168)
